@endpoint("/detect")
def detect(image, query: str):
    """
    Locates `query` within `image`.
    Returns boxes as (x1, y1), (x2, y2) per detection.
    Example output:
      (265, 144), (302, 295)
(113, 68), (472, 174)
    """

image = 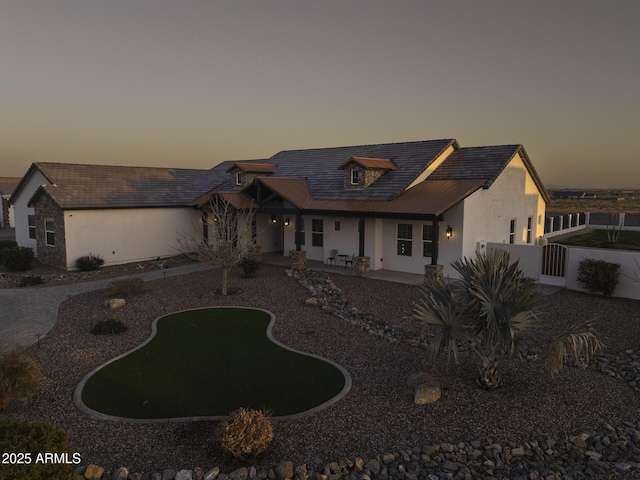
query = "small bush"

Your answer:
(0, 240), (18, 264)
(240, 256), (261, 278)
(90, 318), (128, 335)
(577, 258), (621, 298)
(0, 342), (42, 410)
(0, 418), (77, 480)
(0, 246), (34, 272)
(18, 275), (44, 287)
(75, 253), (105, 271)
(215, 407), (274, 460)
(107, 277), (145, 297)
